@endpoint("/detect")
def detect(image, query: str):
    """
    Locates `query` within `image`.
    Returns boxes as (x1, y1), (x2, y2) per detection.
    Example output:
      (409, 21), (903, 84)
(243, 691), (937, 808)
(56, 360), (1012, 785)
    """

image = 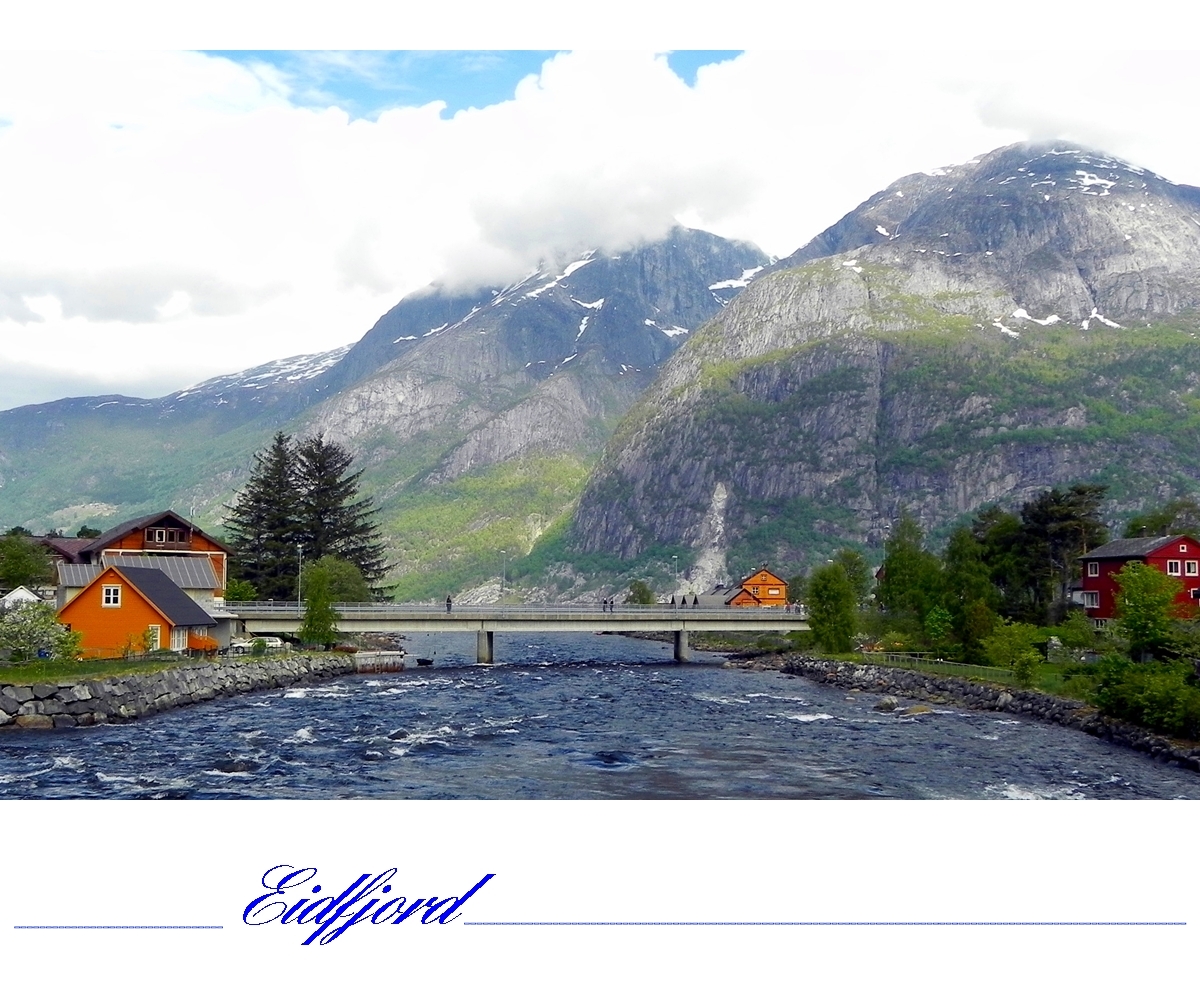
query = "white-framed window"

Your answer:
(1168, 560), (1182, 575)
(768, 588), (780, 595)
(1187, 561), (1198, 576)
(146, 625), (161, 650)
(102, 584), (121, 607)
(1082, 591), (1099, 608)
(1087, 562), (1099, 577)
(1182, 544), (1189, 553)
(170, 626), (187, 651)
